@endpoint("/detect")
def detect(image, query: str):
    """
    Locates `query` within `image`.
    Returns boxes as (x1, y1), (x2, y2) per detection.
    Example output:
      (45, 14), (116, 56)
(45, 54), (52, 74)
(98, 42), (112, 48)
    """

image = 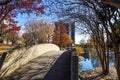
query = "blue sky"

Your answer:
(14, 14), (58, 26)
